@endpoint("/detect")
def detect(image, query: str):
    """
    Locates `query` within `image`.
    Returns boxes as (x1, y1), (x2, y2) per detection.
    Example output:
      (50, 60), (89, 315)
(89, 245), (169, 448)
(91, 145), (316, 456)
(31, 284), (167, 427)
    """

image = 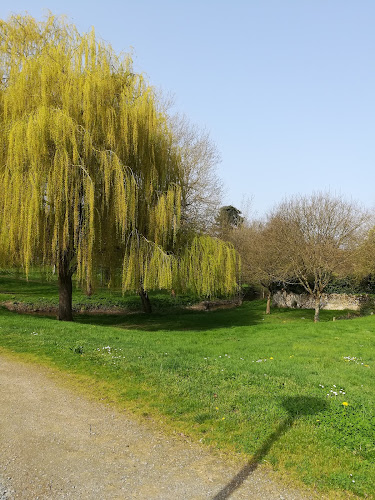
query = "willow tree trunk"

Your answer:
(58, 260), (74, 321)
(314, 296), (320, 323)
(139, 287), (152, 314)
